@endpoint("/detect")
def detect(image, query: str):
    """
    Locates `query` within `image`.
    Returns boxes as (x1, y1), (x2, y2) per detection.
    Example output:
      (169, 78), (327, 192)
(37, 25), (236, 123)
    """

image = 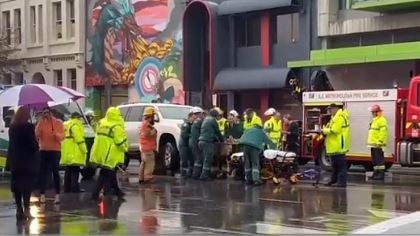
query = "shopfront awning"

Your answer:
(288, 41), (420, 68)
(213, 68), (291, 91)
(217, 0), (298, 15)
